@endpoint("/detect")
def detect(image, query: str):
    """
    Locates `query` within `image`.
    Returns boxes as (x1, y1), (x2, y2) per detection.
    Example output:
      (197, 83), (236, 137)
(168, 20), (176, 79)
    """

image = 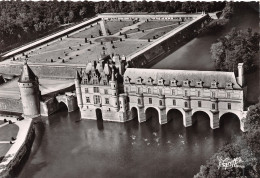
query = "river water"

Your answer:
(17, 6), (258, 178)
